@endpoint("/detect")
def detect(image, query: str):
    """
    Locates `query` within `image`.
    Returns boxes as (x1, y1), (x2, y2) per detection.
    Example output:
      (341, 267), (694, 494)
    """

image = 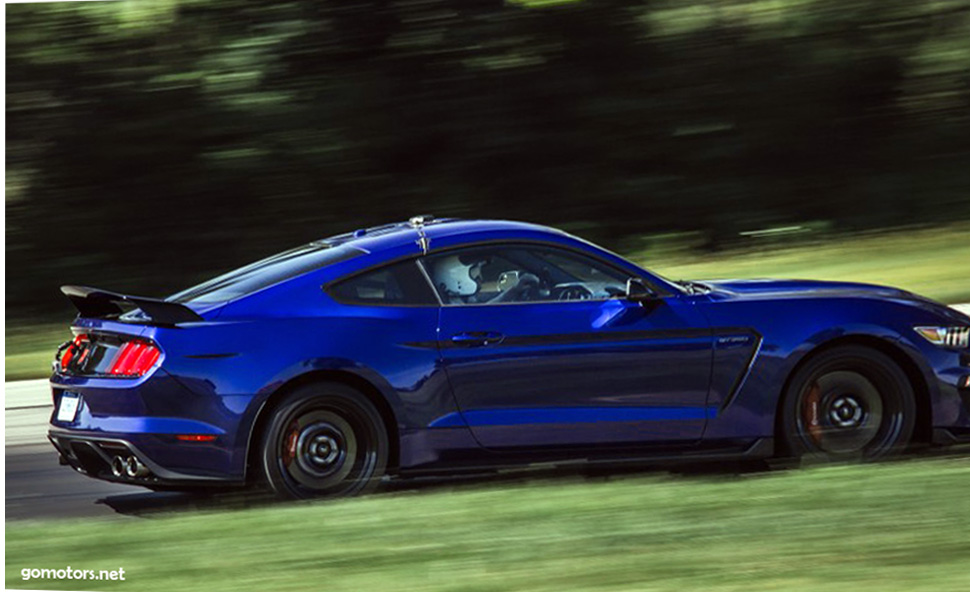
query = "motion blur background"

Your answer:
(6, 0), (970, 372)
(6, 4), (970, 589)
